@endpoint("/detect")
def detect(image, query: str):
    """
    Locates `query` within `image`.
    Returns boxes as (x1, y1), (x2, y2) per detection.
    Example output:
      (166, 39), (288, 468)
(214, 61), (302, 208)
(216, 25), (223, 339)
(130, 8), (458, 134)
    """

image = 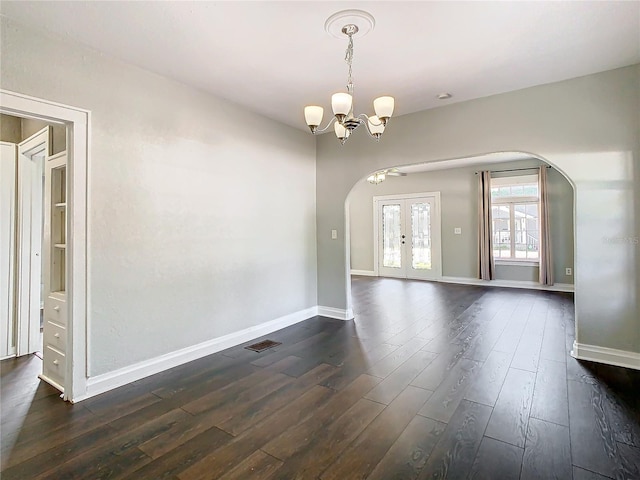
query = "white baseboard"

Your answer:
(571, 341), (640, 370)
(81, 306), (318, 401)
(350, 269), (376, 277)
(39, 374), (65, 393)
(439, 276), (574, 292)
(317, 306), (354, 321)
(348, 272), (574, 293)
